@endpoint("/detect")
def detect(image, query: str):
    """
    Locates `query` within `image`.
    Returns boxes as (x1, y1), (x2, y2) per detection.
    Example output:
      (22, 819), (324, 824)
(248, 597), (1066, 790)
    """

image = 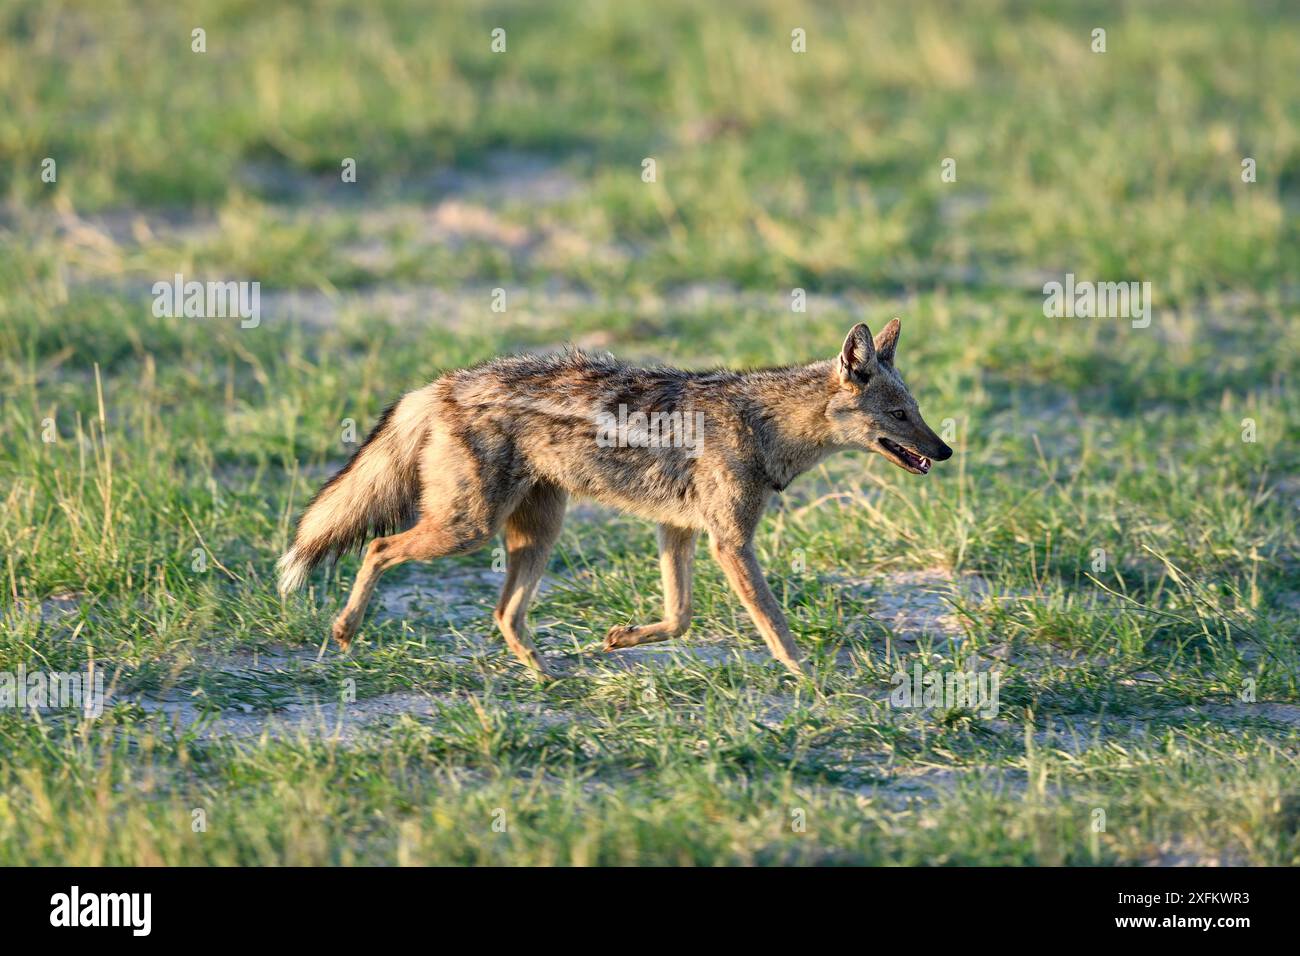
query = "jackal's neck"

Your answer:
(740, 360), (838, 490)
